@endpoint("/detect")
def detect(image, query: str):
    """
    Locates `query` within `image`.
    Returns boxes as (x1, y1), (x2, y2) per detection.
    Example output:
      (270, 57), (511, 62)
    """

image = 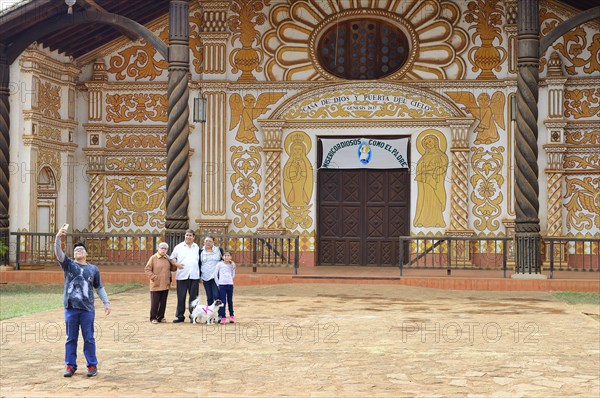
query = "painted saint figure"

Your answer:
(283, 135), (312, 207)
(414, 133), (449, 227)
